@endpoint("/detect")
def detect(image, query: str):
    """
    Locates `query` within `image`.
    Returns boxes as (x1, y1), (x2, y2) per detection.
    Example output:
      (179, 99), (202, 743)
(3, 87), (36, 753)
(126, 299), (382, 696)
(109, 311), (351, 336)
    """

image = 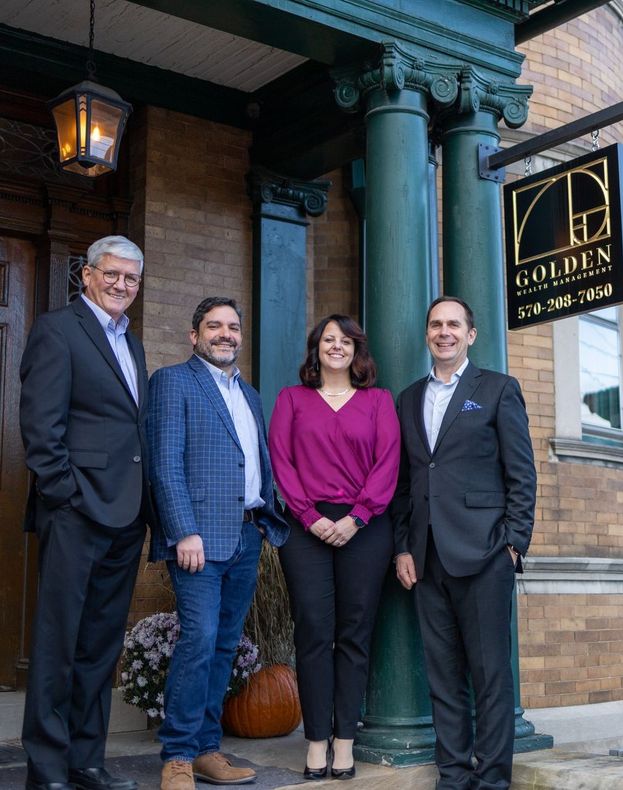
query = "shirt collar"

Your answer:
(81, 293), (129, 333)
(195, 354), (240, 384)
(428, 356), (470, 385)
